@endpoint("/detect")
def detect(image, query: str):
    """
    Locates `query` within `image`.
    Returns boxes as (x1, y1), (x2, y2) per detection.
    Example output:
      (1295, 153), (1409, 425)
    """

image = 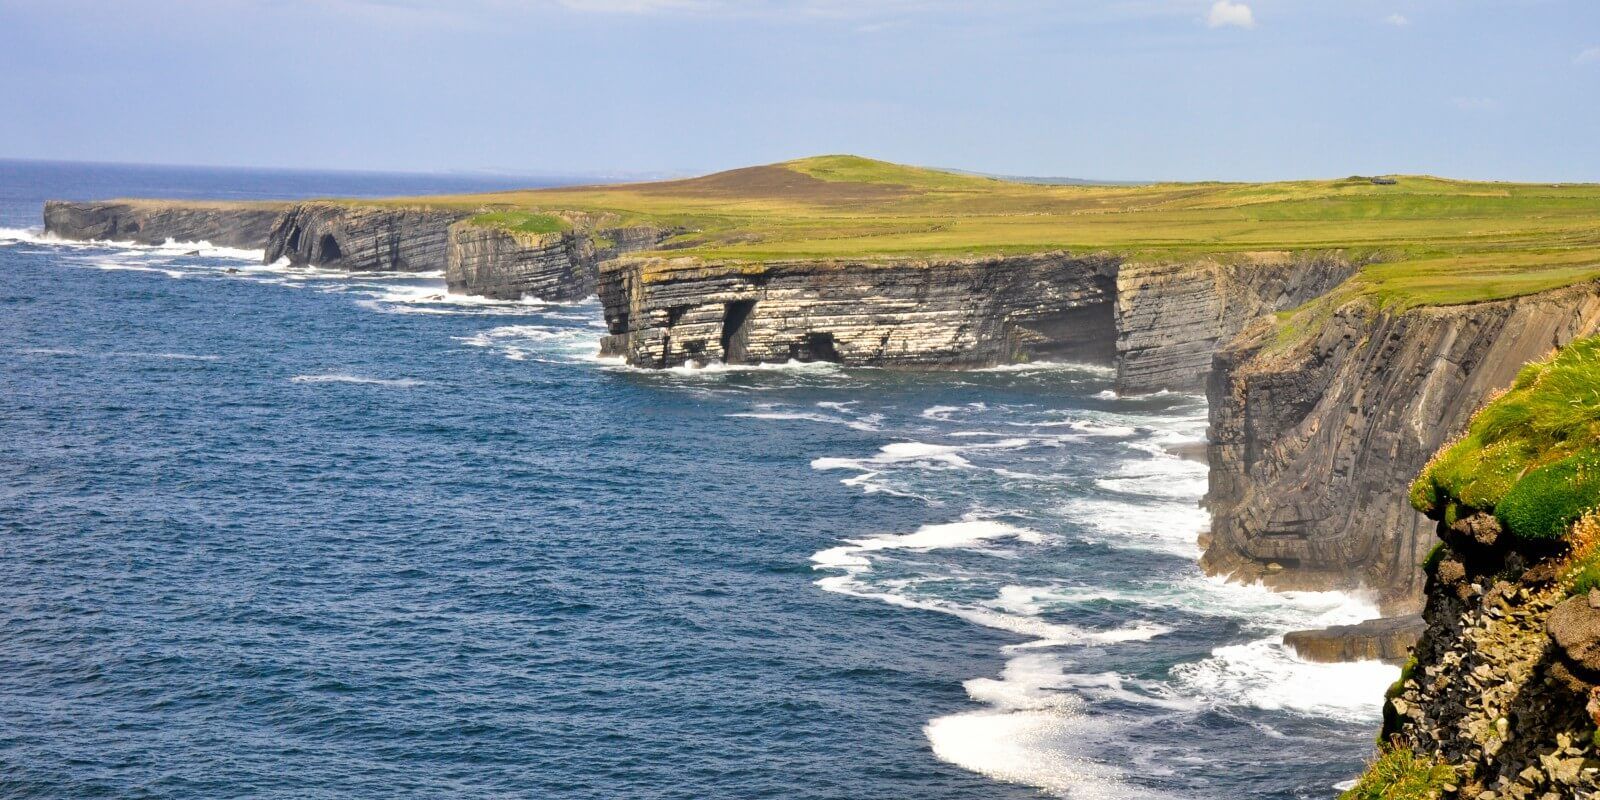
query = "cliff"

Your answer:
(597, 253), (1122, 369)
(1347, 336), (1600, 798)
(447, 223), (671, 302)
(43, 199), (625, 302)
(264, 203), (471, 273)
(597, 252), (1357, 380)
(1113, 254), (1358, 393)
(1204, 283), (1600, 611)
(43, 200), (287, 249)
